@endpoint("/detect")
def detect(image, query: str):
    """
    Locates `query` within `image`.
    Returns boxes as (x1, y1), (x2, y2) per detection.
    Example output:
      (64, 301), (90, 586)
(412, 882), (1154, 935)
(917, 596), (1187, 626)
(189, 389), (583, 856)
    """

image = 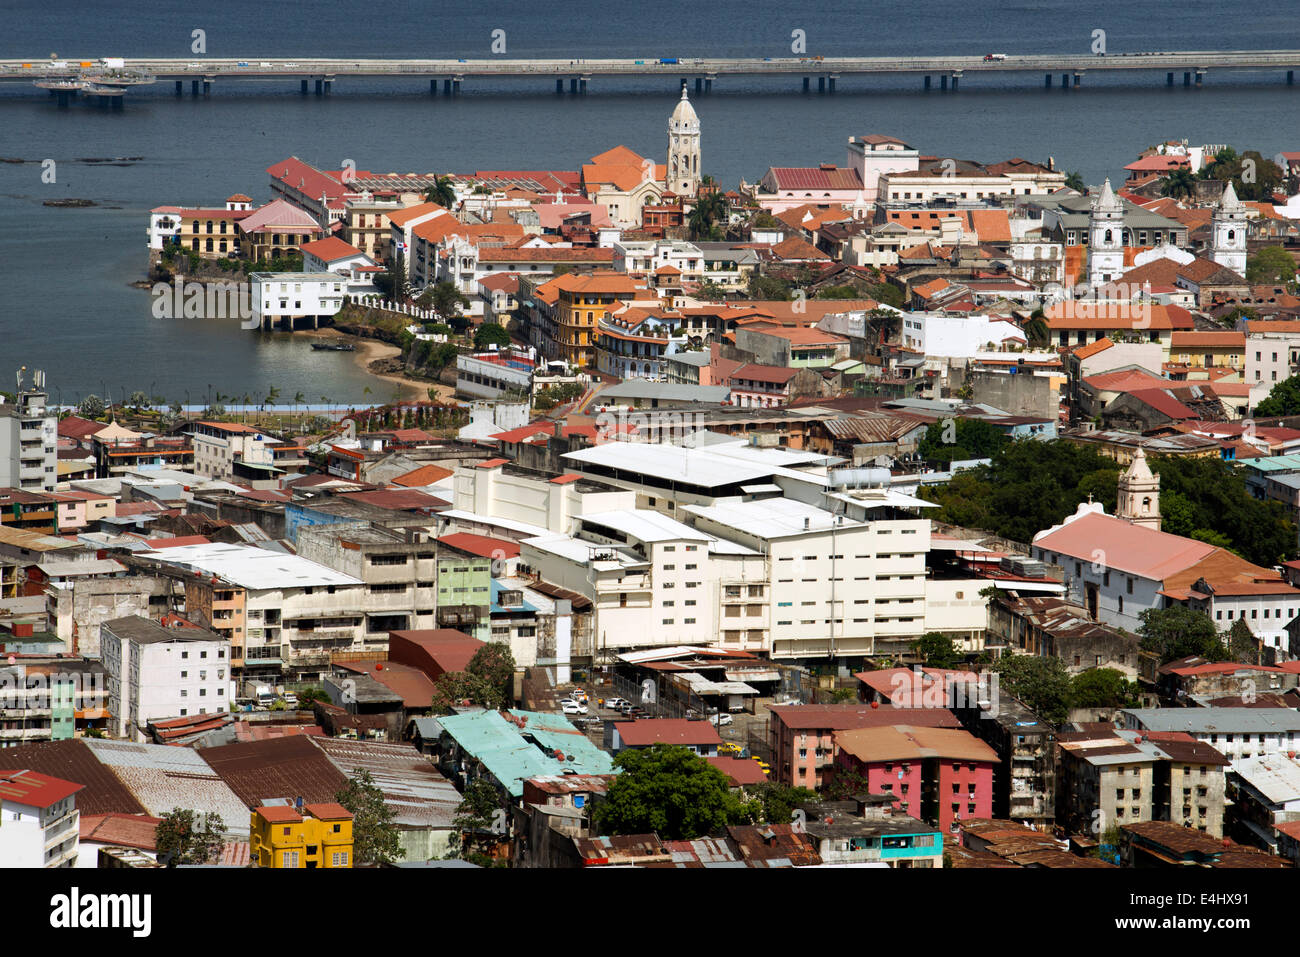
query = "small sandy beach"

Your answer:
(314, 327), (457, 403)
